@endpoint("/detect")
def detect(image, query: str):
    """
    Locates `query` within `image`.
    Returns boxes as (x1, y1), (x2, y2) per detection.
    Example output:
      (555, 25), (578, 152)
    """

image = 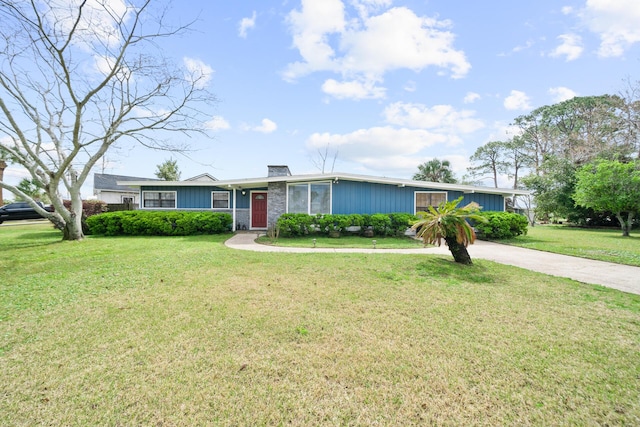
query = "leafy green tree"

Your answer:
(521, 157), (577, 222)
(574, 160), (640, 237)
(413, 158), (457, 183)
(411, 197), (485, 265)
(155, 159), (181, 181)
(513, 94), (636, 224)
(16, 178), (49, 203)
(467, 141), (509, 188)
